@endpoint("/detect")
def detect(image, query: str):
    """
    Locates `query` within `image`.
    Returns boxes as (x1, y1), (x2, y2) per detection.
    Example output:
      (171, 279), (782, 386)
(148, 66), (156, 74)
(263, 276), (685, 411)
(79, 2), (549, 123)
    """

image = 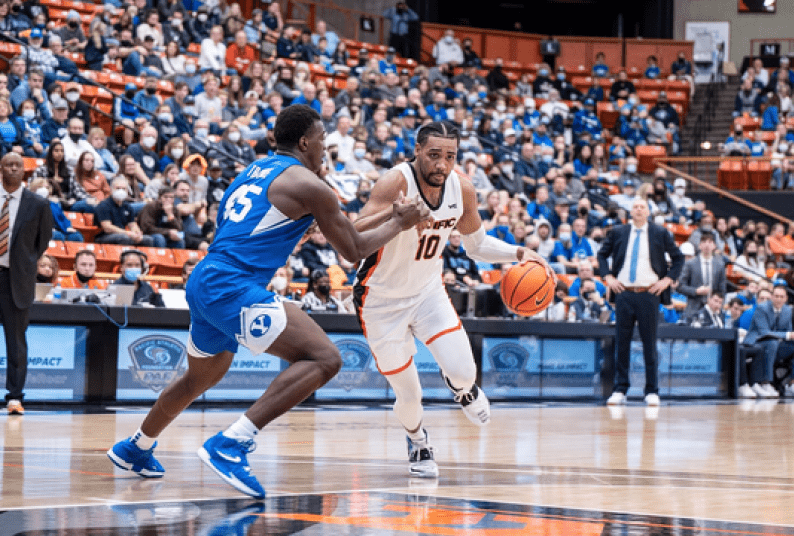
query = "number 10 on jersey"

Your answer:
(415, 234), (441, 260)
